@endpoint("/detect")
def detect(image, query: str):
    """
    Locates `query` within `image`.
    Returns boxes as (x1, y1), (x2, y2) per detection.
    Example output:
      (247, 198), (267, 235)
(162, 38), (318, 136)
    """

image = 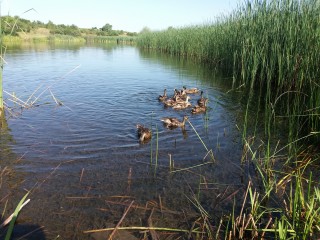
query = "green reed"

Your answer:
(4, 192), (30, 240)
(137, 0), (320, 154)
(154, 125), (159, 177)
(84, 35), (136, 44)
